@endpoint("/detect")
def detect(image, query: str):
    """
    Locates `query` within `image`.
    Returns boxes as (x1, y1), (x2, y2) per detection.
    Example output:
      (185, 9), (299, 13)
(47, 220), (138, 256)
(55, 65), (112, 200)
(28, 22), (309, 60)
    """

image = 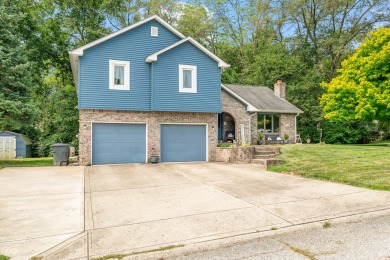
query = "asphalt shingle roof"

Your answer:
(223, 84), (303, 114)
